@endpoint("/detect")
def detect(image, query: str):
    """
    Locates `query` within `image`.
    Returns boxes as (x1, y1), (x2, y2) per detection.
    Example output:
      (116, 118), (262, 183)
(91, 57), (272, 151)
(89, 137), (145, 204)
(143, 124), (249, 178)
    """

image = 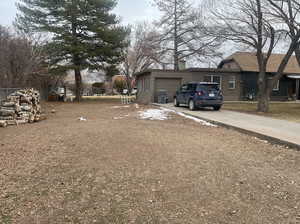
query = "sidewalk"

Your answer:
(156, 103), (300, 150)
